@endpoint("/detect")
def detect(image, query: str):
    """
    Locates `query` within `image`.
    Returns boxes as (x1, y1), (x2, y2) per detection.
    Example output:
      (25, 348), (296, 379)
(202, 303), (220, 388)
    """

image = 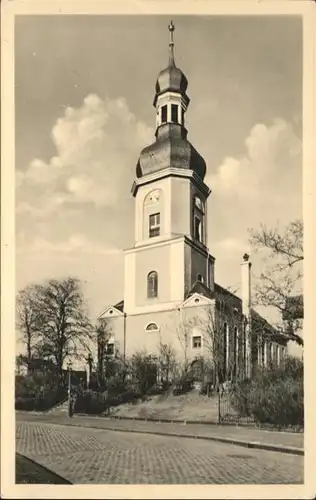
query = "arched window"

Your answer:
(193, 196), (204, 244)
(145, 322), (159, 332)
(197, 274), (204, 283)
(147, 271), (158, 298)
